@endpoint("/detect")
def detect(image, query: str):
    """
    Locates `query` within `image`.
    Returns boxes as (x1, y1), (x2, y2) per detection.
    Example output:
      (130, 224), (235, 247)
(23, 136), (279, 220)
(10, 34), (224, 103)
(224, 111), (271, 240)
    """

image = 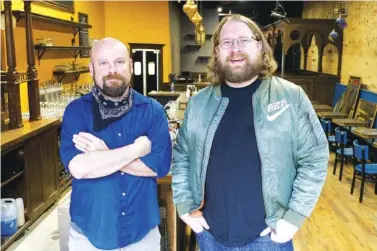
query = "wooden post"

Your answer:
(24, 0), (41, 121)
(4, 0), (23, 129)
(318, 44), (324, 73)
(281, 50), (285, 78)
